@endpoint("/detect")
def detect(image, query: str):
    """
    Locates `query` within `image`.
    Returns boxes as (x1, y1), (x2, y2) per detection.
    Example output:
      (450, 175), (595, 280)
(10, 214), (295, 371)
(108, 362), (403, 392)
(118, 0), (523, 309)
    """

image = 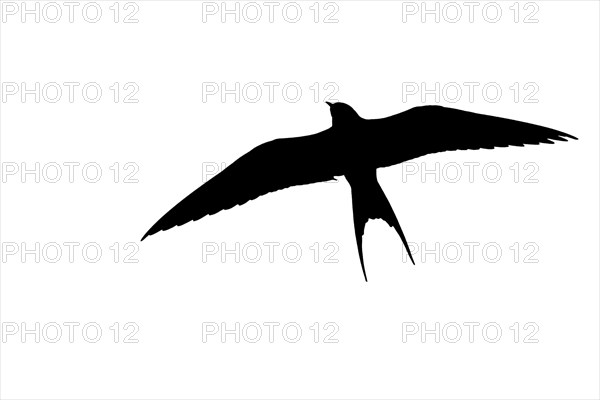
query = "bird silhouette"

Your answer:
(142, 103), (577, 281)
